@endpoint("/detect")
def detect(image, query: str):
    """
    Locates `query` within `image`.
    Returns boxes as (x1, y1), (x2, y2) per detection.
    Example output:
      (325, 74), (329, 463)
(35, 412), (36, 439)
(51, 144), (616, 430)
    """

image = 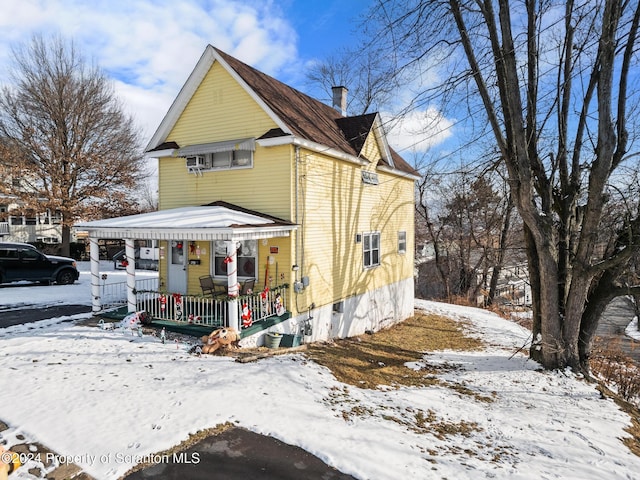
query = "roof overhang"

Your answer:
(75, 205), (297, 241)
